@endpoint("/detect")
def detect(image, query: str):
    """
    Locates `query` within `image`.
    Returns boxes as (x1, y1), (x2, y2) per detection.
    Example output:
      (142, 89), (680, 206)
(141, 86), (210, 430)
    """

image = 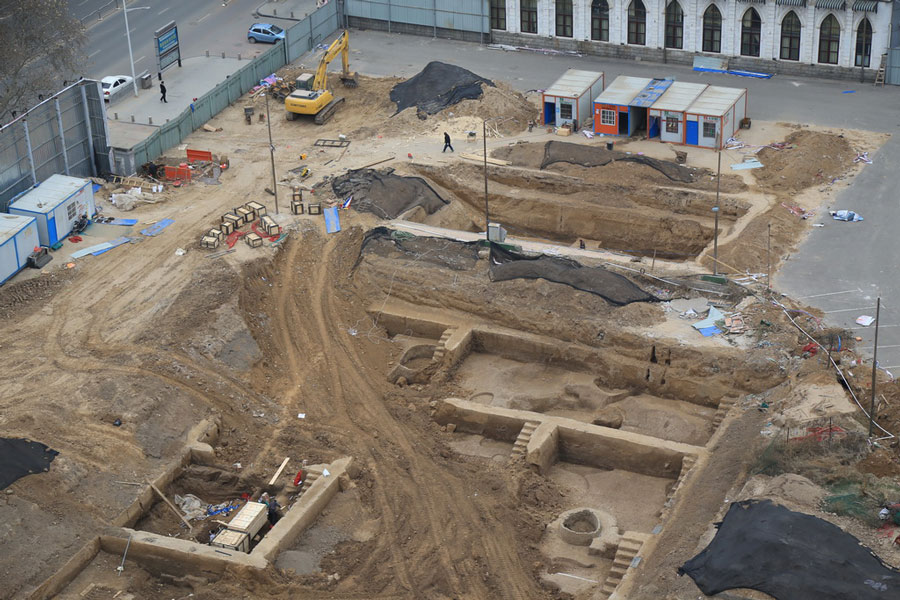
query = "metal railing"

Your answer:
(79, 0), (122, 26)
